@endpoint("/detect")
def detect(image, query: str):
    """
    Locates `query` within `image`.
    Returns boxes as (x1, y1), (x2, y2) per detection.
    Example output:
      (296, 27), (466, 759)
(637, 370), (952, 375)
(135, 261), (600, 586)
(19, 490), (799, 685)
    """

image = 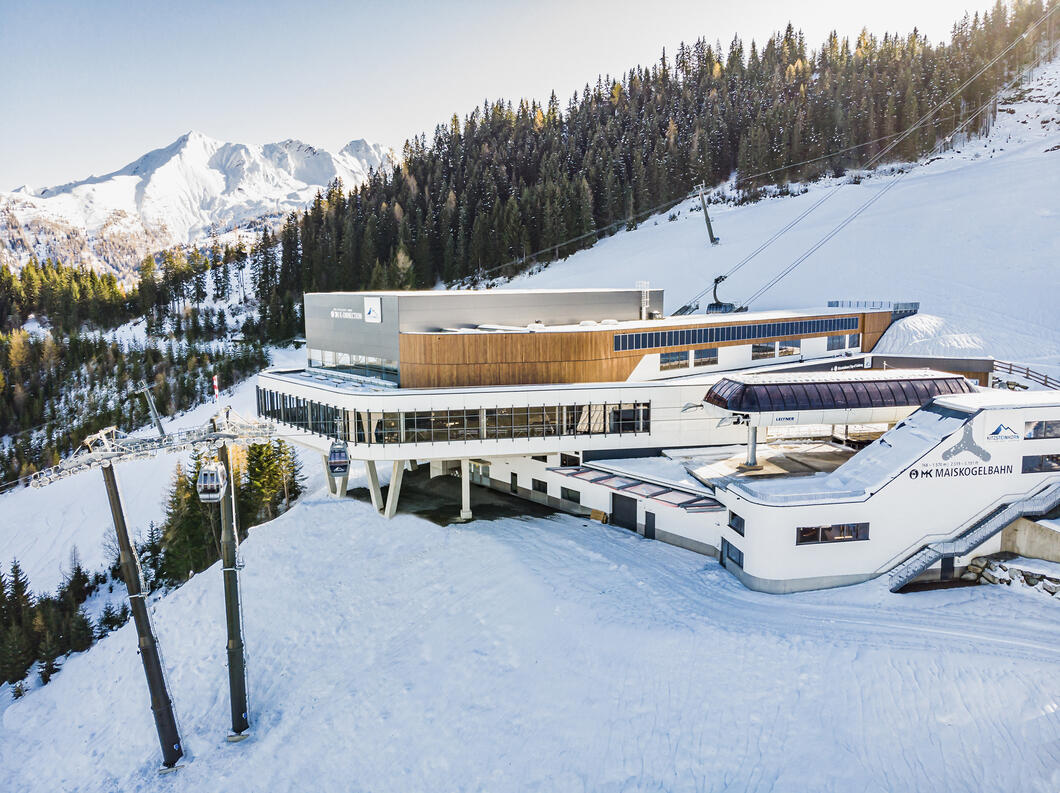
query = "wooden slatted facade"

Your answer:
(399, 311), (881, 389)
